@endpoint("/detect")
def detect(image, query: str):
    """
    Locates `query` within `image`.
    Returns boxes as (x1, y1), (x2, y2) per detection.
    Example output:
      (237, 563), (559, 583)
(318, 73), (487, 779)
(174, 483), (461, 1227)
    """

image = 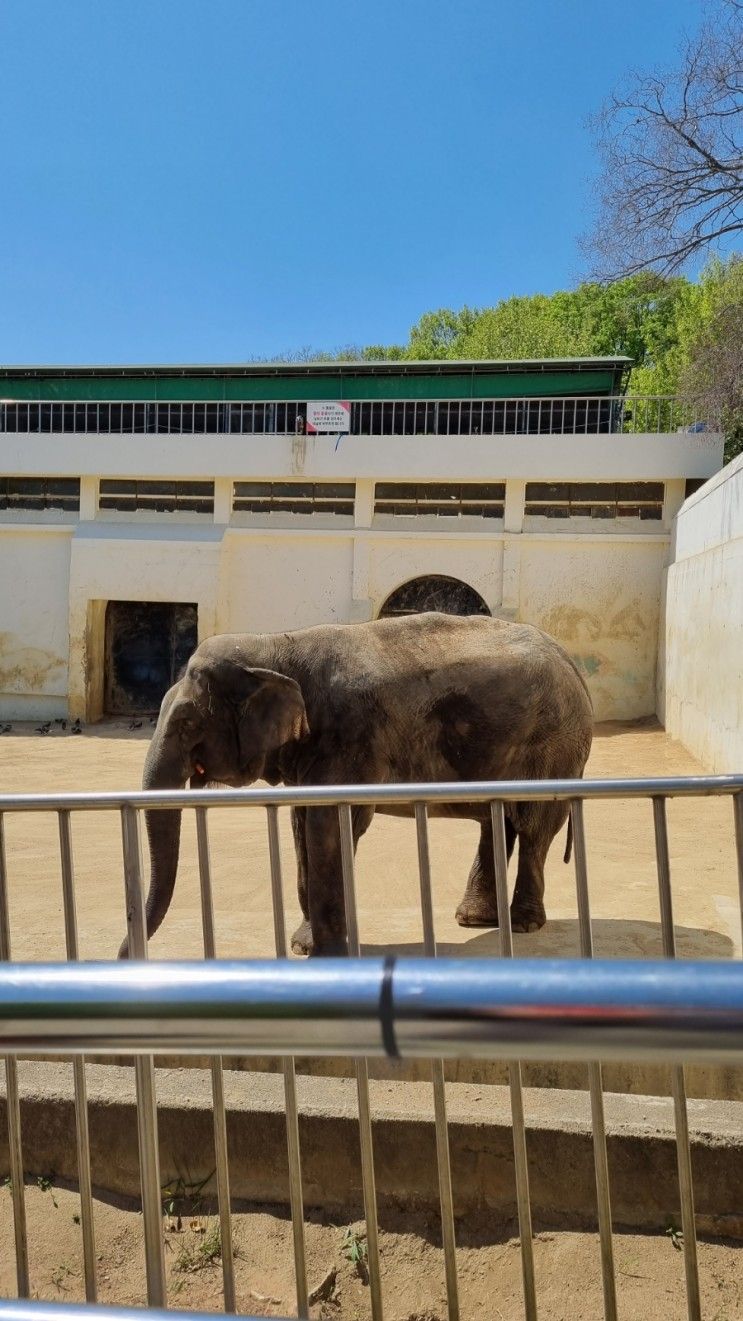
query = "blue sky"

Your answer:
(1, 0), (706, 363)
